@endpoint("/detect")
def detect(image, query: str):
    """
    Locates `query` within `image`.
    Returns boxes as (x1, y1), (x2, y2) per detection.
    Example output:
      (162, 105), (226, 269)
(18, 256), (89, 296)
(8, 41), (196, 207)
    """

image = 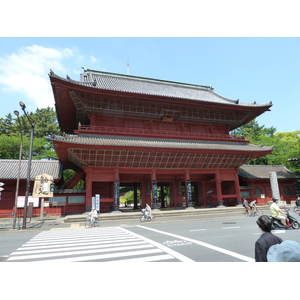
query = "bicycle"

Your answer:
(0, 219), (13, 230)
(248, 207), (263, 217)
(243, 206), (250, 215)
(85, 217), (100, 228)
(294, 206), (300, 214)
